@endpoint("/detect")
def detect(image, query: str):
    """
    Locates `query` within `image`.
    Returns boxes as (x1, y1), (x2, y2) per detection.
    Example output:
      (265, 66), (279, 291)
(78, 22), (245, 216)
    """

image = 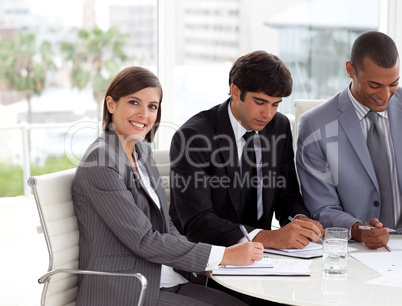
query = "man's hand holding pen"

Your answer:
(251, 215), (324, 250)
(352, 218), (390, 249)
